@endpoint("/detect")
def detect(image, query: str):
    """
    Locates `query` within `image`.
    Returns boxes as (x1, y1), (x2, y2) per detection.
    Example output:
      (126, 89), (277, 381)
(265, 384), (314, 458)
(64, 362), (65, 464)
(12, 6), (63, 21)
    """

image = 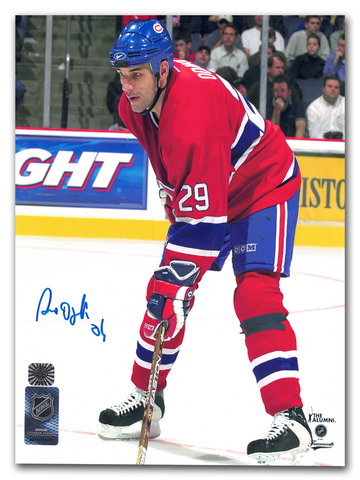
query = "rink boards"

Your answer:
(15, 128), (345, 247)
